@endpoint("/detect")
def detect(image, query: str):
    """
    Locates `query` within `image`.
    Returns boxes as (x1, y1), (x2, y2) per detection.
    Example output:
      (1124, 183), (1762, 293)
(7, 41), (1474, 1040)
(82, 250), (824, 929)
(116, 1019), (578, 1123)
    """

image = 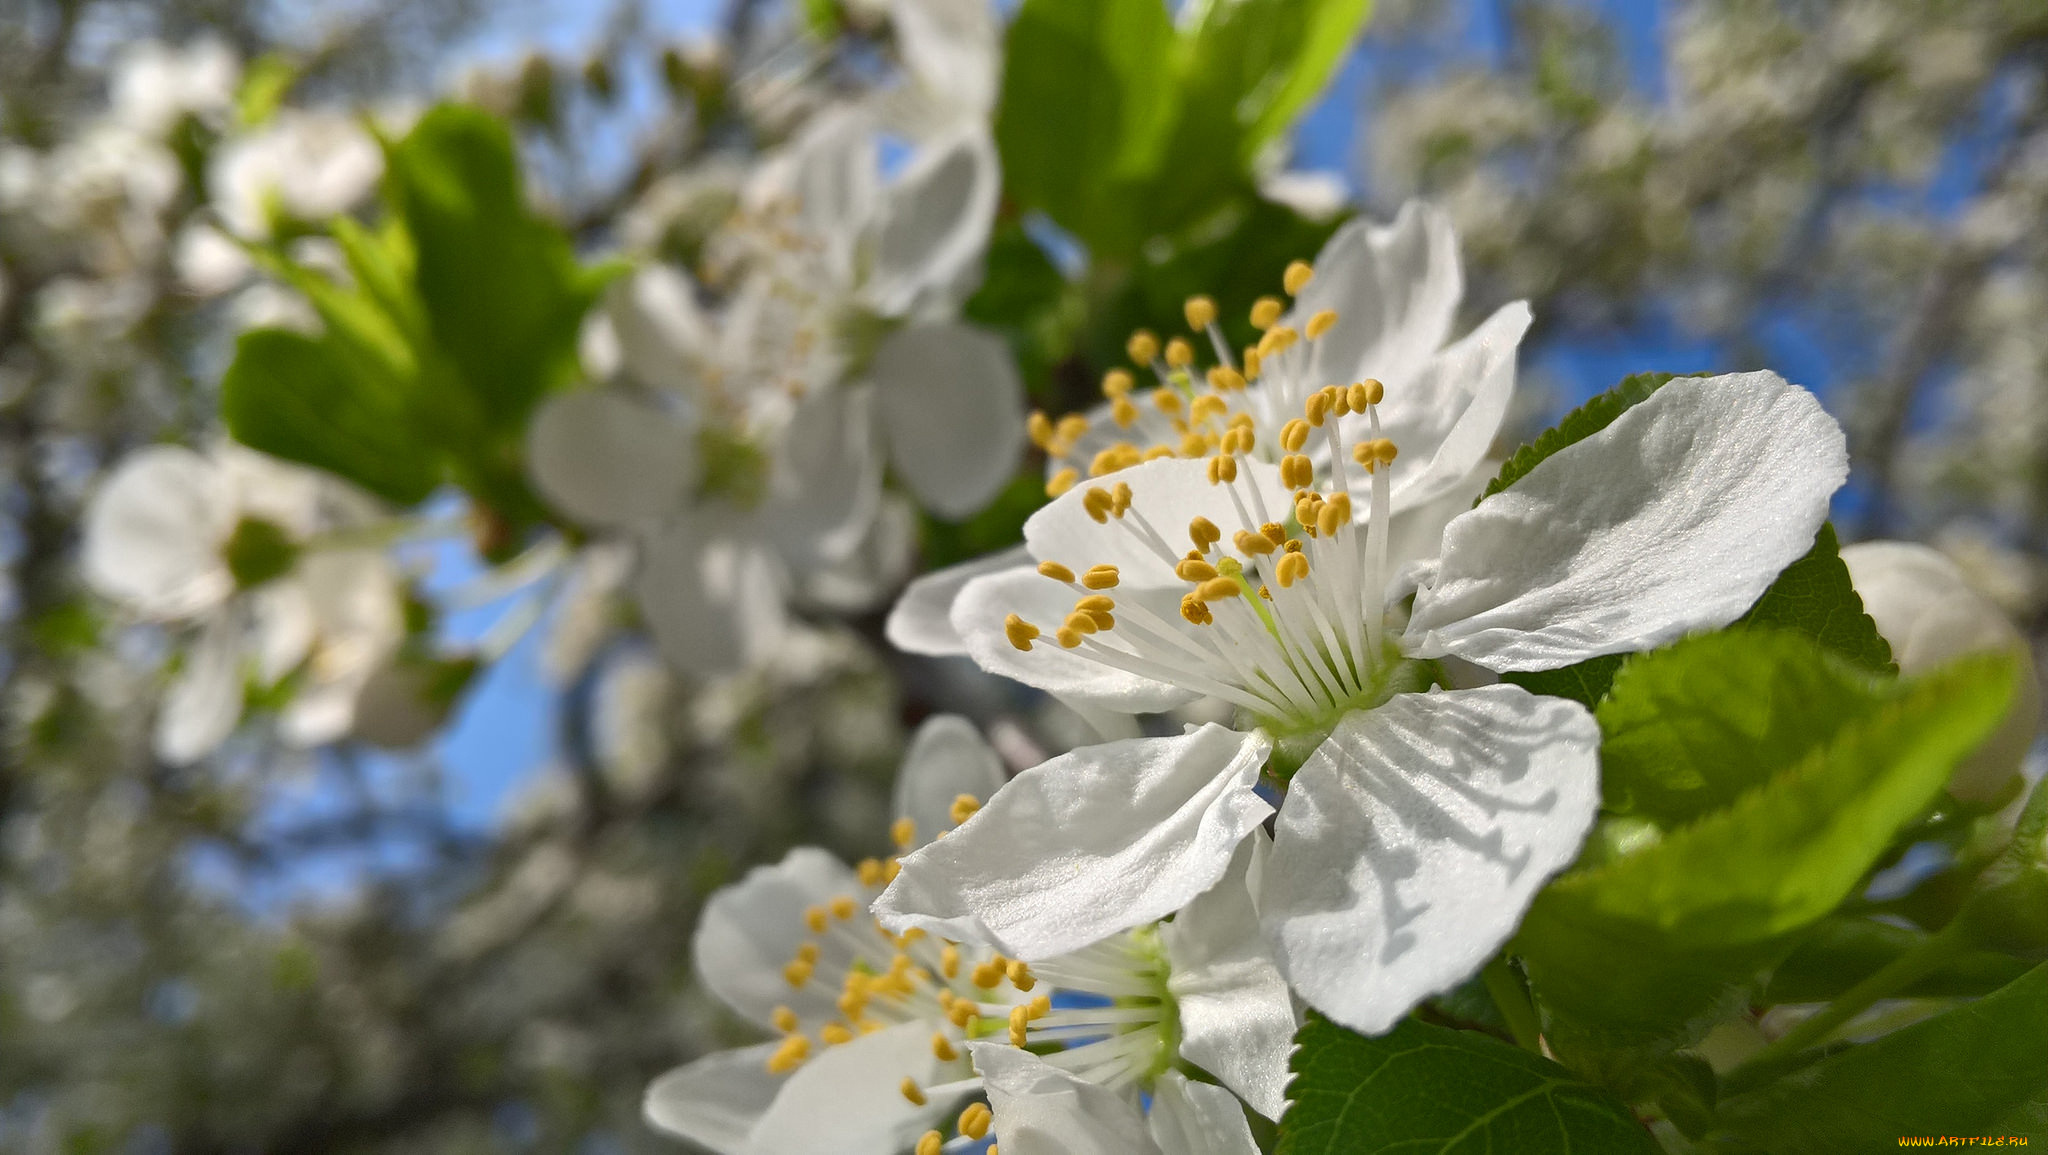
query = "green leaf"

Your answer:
(1277, 1013), (1656, 1155)
(1596, 630), (1881, 825)
(1520, 652), (2017, 1037)
(1736, 523), (1892, 673)
(1712, 964), (2048, 1151)
(383, 105), (602, 428)
(1502, 654), (1625, 710)
(1761, 916), (2033, 1005)
(1481, 371), (1700, 501)
(995, 0), (1178, 256)
(236, 53), (297, 127)
(221, 329), (441, 505)
(918, 472), (1048, 566)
